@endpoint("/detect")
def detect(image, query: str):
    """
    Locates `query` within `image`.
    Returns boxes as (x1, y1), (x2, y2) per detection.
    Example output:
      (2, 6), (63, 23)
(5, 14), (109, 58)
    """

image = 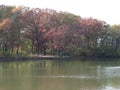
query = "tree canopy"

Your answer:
(0, 5), (120, 57)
